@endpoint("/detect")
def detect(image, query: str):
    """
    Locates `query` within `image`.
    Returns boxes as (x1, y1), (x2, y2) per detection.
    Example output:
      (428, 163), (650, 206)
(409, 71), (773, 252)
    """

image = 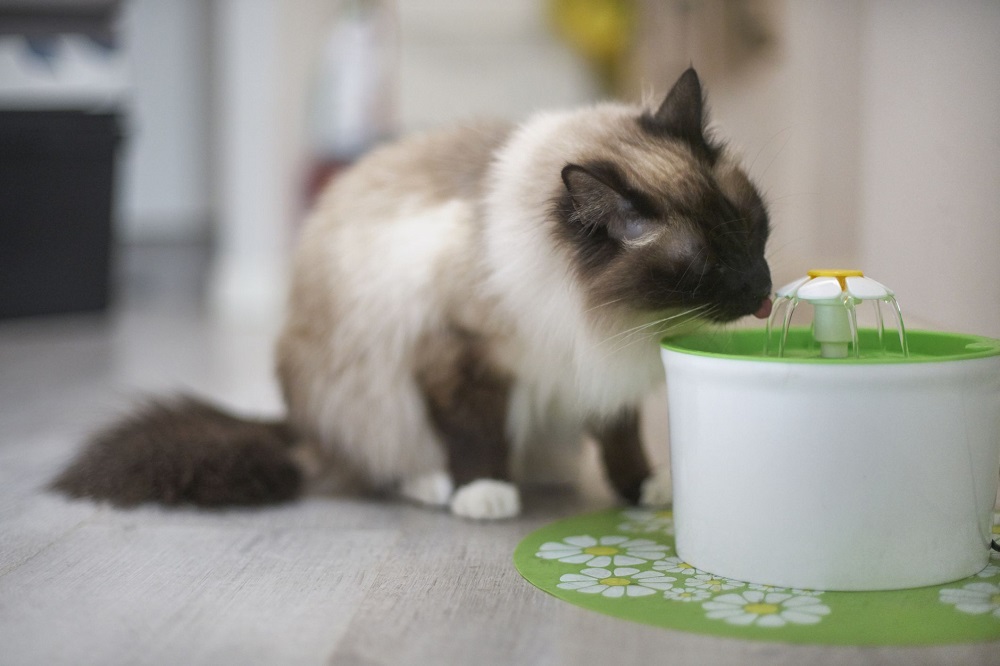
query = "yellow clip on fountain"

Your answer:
(769, 269), (906, 359)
